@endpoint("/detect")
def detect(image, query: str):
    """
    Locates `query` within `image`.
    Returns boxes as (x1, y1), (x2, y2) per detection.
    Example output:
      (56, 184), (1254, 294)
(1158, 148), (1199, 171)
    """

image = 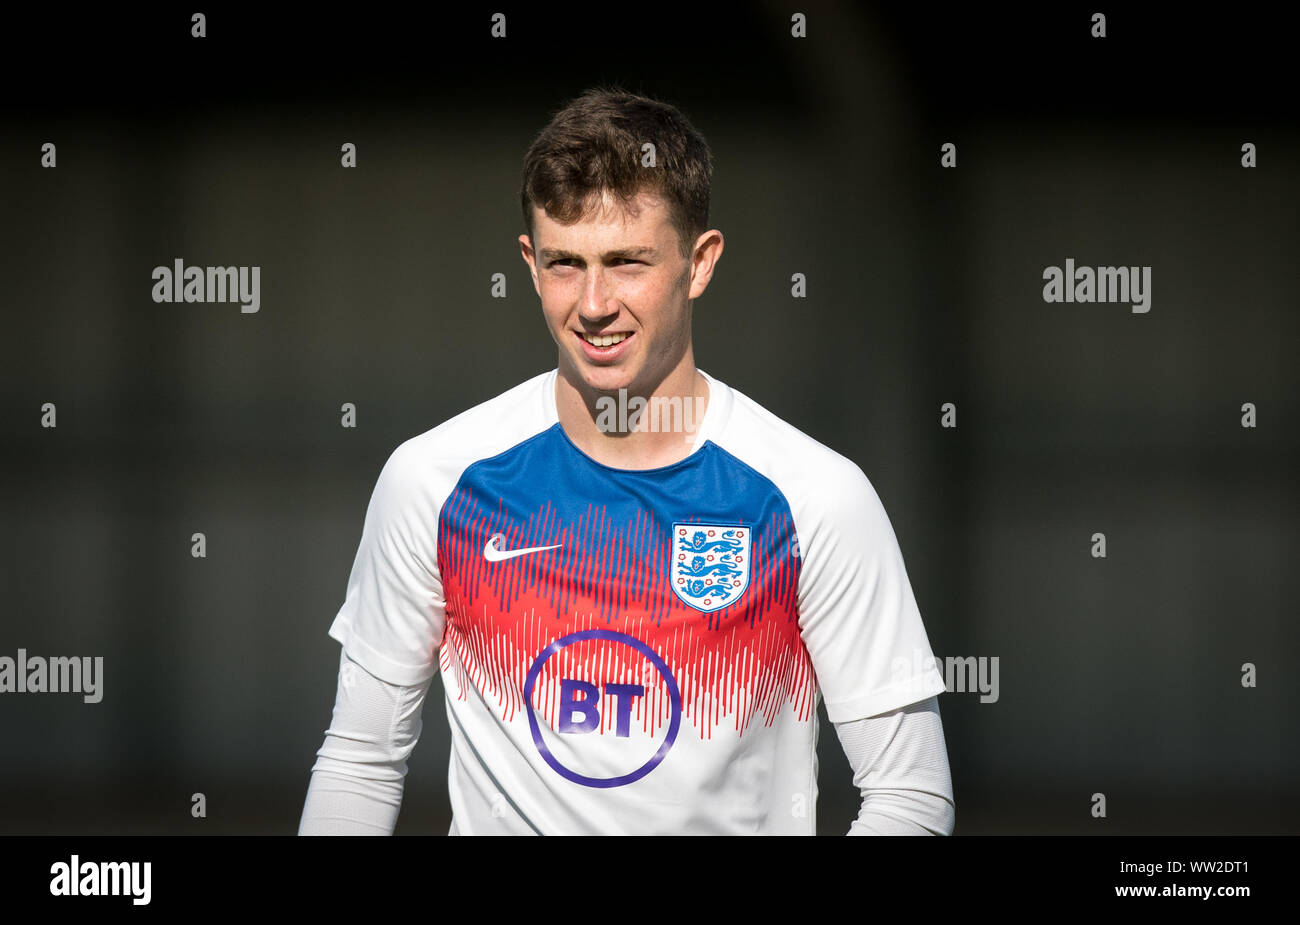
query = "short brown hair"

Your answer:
(520, 87), (713, 259)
